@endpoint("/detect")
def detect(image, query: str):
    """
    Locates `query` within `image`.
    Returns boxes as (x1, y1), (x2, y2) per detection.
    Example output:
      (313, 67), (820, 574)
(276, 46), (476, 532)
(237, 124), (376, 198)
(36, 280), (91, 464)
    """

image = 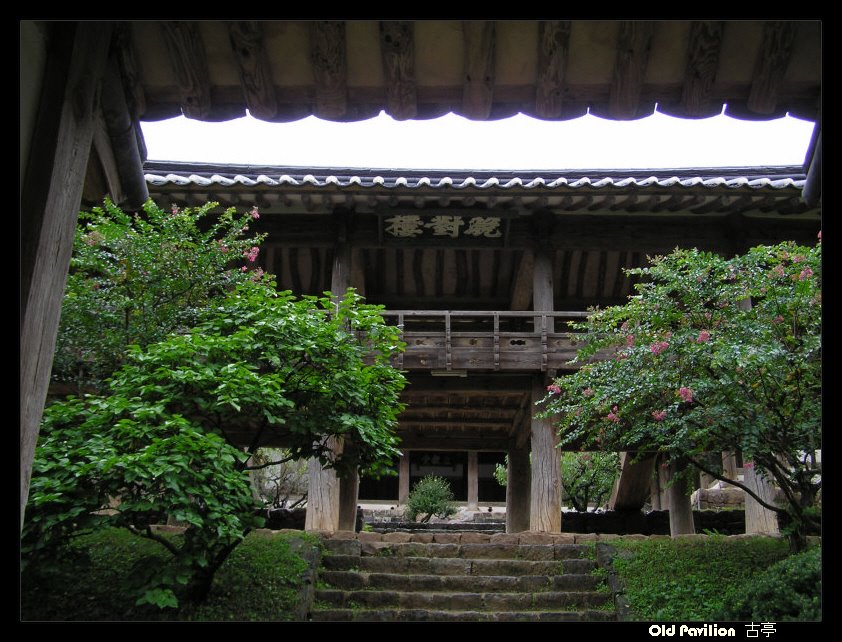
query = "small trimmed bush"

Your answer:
(404, 475), (458, 523)
(718, 546), (821, 621)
